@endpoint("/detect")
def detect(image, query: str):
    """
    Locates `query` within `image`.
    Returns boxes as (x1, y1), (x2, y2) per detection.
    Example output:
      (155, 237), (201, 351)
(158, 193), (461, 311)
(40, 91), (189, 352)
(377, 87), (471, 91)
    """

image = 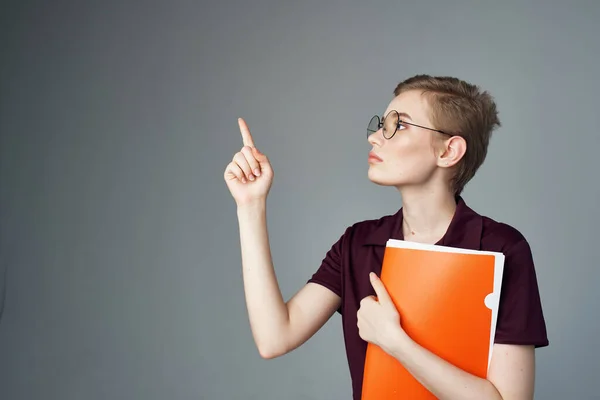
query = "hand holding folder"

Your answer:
(361, 239), (505, 400)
